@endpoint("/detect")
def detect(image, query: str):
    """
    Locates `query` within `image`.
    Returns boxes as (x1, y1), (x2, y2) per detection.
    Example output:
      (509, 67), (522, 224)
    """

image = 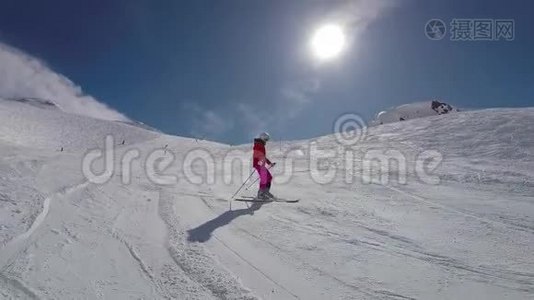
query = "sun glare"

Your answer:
(311, 24), (346, 60)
